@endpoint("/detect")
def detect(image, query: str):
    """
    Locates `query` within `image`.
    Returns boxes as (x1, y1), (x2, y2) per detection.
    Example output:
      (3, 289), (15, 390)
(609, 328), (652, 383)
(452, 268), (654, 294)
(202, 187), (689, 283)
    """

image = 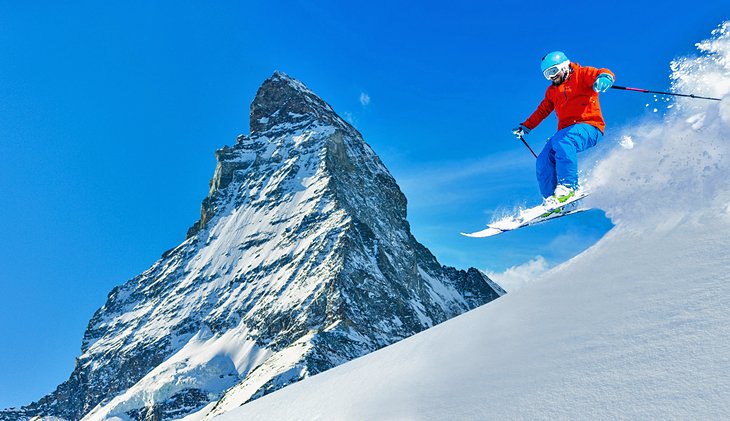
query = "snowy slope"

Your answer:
(219, 224), (730, 420)
(215, 22), (730, 420)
